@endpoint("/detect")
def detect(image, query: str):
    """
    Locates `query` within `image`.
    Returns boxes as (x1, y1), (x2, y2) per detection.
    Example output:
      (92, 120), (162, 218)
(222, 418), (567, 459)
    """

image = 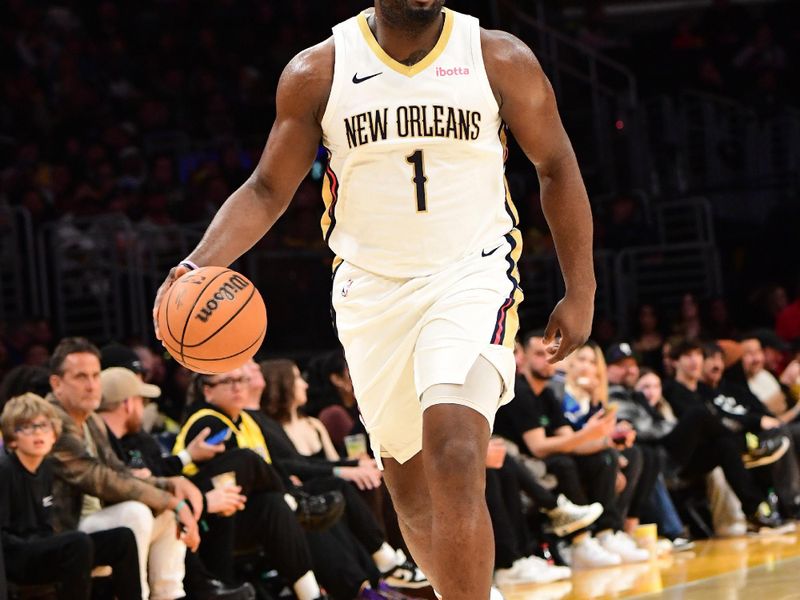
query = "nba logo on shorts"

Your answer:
(341, 279), (353, 297)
